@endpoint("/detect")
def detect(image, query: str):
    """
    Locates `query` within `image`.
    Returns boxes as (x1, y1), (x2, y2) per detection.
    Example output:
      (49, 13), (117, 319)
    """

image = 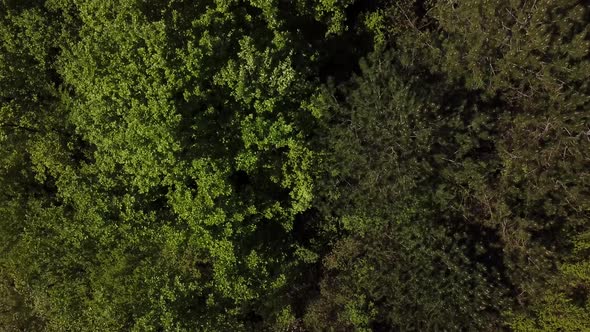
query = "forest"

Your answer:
(0, 0), (589, 331)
